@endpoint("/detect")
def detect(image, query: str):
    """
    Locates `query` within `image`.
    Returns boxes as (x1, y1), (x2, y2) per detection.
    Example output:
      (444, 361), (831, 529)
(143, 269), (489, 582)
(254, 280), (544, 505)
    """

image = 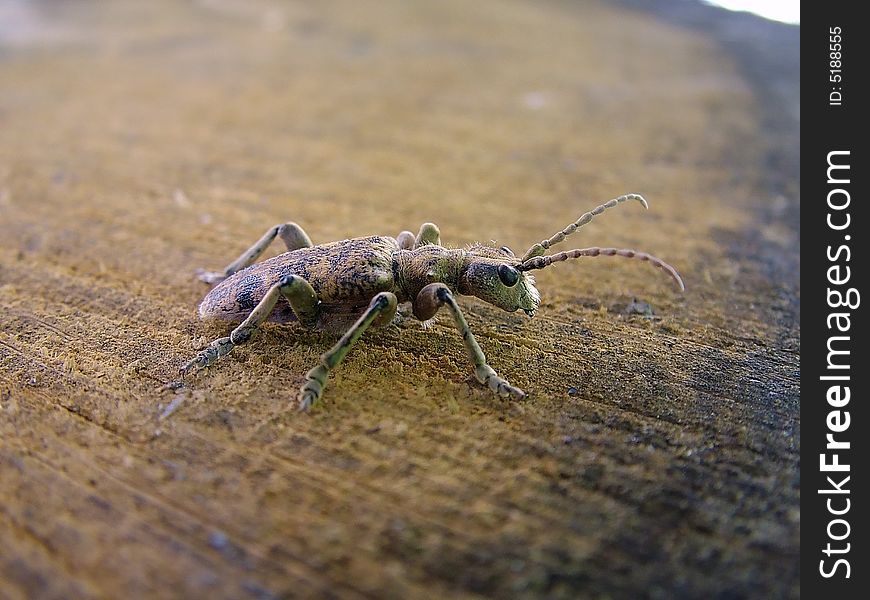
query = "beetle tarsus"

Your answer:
(181, 336), (234, 375)
(297, 293), (398, 409)
(298, 365), (328, 411)
(196, 268), (228, 285)
(477, 364), (526, 400)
